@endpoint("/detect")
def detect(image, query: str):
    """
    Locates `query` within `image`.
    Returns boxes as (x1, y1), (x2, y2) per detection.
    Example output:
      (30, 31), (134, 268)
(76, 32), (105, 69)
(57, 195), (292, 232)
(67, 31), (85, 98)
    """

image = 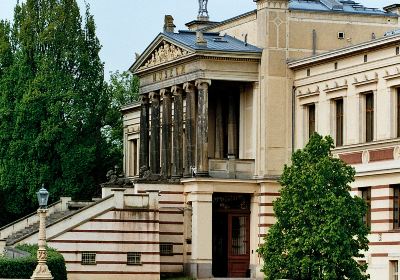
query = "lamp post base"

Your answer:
(31, 263), (53, 280)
